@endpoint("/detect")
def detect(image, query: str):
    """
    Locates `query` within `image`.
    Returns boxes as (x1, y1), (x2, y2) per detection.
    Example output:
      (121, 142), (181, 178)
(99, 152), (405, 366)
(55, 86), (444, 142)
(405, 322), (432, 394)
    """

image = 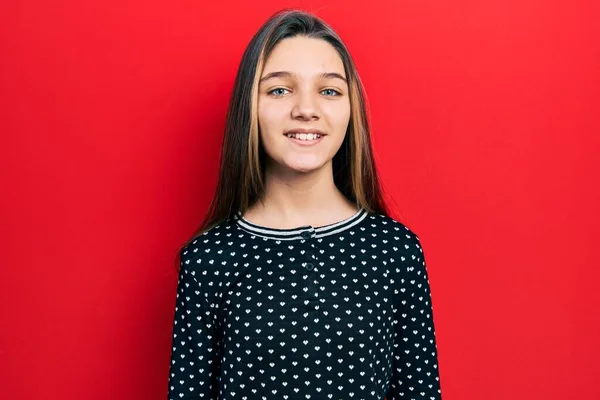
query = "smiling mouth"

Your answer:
(284, 132), (324, 141)
(284, 132), (326, 146)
